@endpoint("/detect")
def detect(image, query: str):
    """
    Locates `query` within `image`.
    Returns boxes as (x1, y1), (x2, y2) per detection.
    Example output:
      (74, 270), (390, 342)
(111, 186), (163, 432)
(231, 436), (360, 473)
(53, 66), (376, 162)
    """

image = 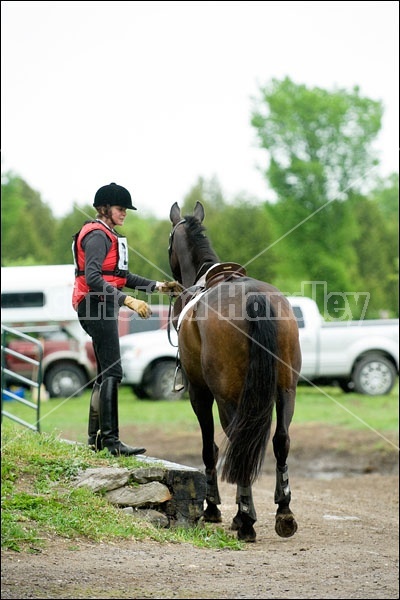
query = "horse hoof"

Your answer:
(230, 515), (242, 531)
(231, 514), (256, 542)
(237, 527), (256, 543)
(275, 513), (298, 538)
(202, 506), (222, 523)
